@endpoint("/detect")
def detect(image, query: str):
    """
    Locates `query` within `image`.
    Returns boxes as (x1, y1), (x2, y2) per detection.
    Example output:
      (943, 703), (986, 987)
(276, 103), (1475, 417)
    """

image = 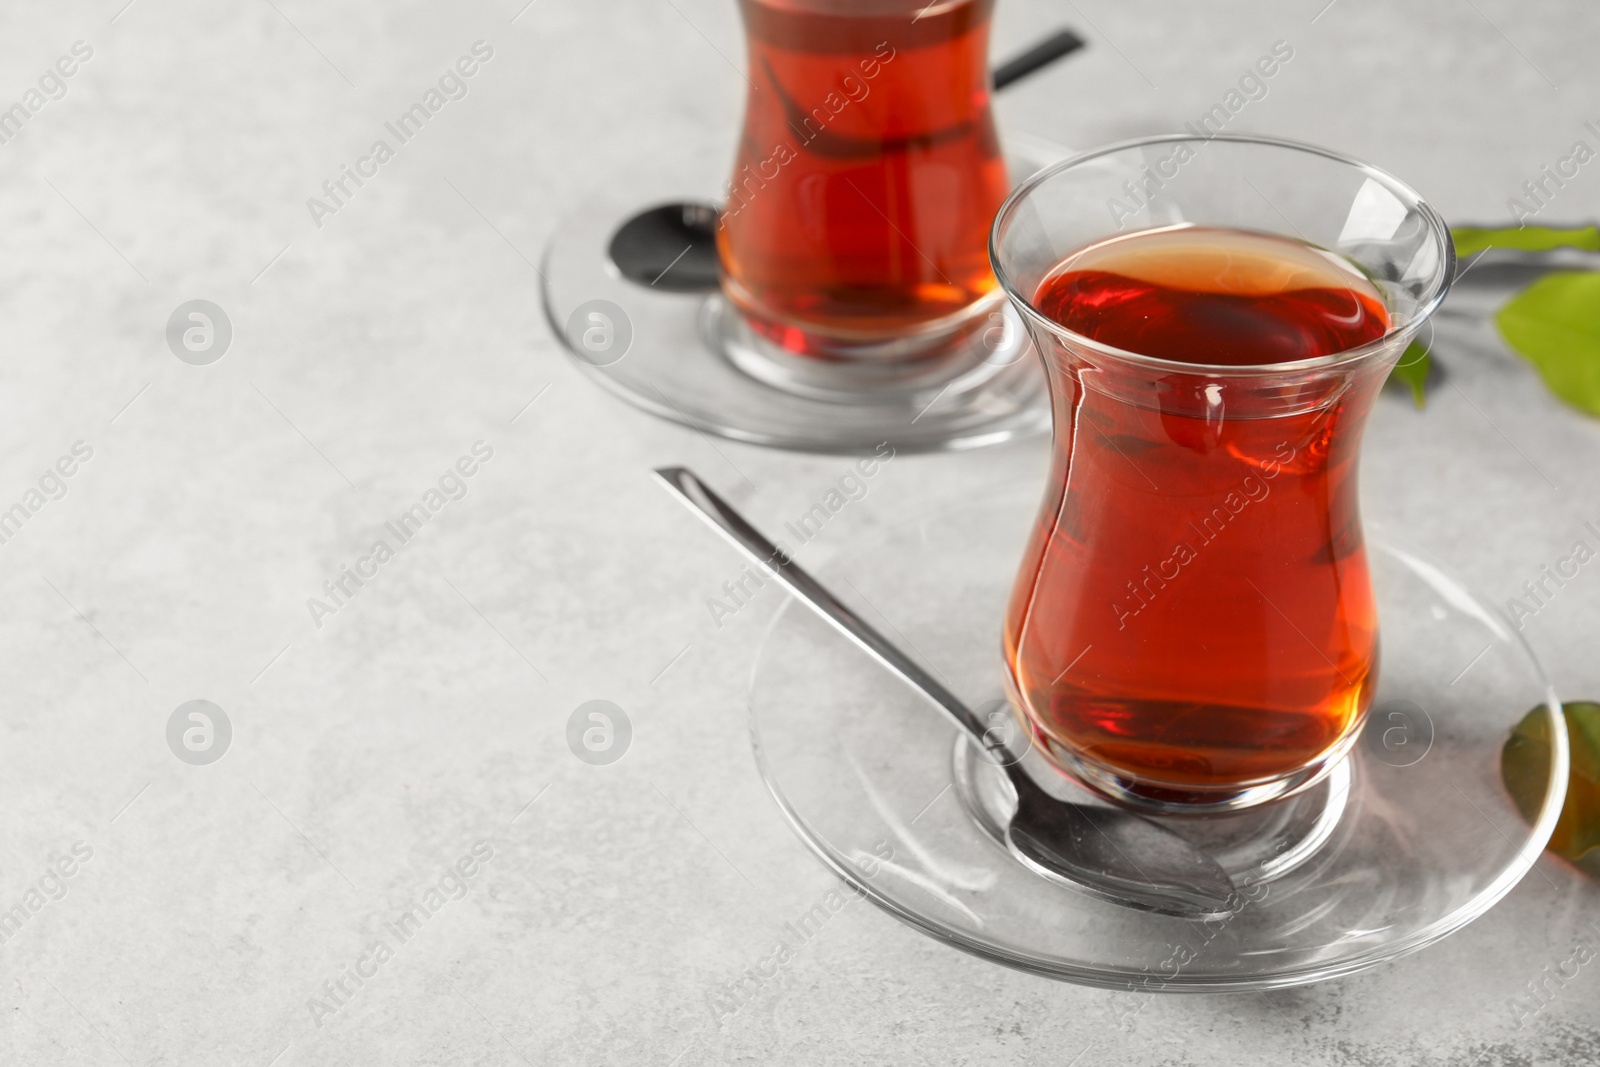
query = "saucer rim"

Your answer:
(743, 496), (1569, 992)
